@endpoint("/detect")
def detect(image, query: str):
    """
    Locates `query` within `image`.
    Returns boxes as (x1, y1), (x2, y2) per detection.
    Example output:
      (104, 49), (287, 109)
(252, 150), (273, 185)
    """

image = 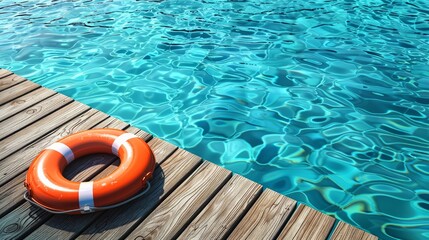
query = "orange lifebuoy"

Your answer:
(24, 129), (155, 214)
